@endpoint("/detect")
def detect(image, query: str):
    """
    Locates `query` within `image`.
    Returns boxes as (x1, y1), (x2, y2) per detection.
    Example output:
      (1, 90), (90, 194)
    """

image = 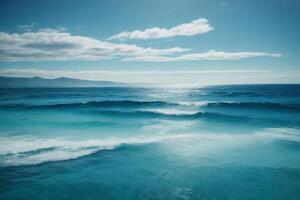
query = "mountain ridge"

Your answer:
(0, 76), (129, 88)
